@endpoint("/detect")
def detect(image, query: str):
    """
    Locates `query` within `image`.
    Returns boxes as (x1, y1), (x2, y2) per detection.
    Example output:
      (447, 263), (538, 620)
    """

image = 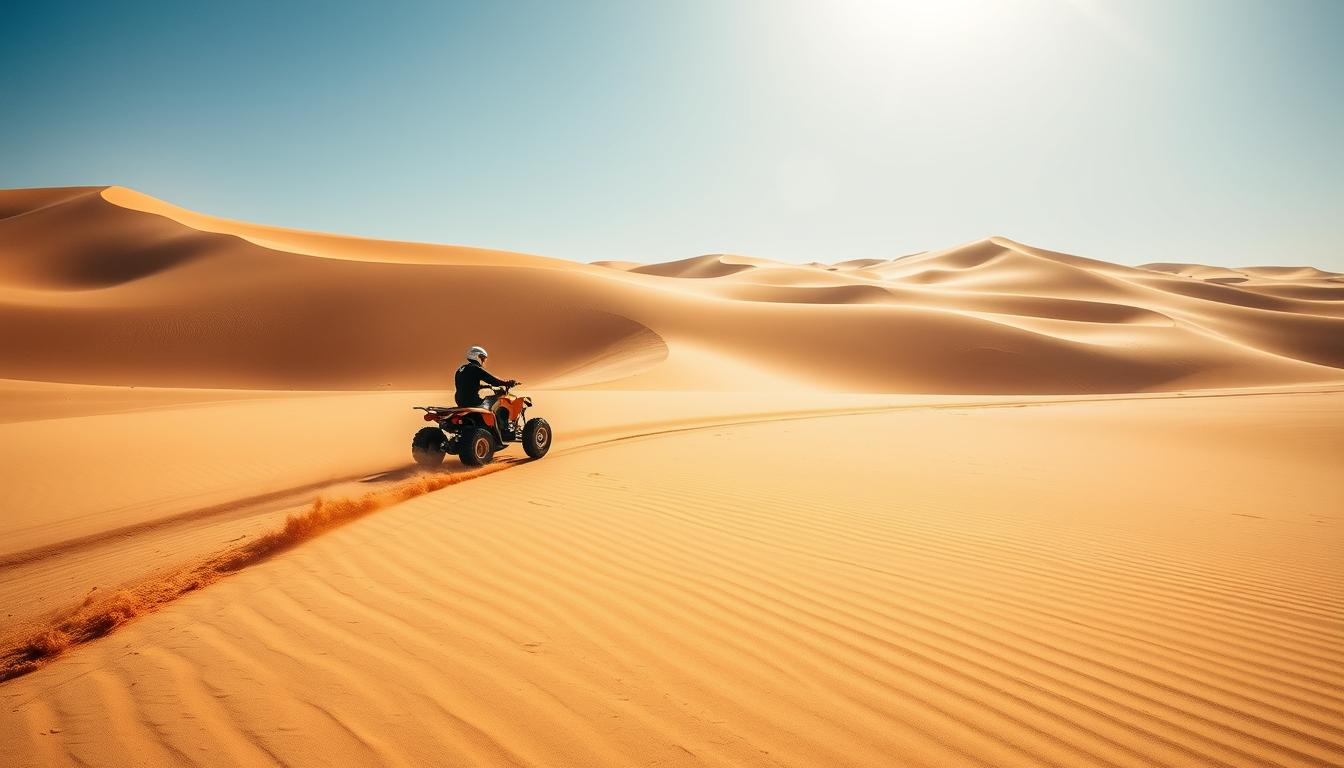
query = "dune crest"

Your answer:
(1, 186), (1341, 394)
(100, 185), (572, 269)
